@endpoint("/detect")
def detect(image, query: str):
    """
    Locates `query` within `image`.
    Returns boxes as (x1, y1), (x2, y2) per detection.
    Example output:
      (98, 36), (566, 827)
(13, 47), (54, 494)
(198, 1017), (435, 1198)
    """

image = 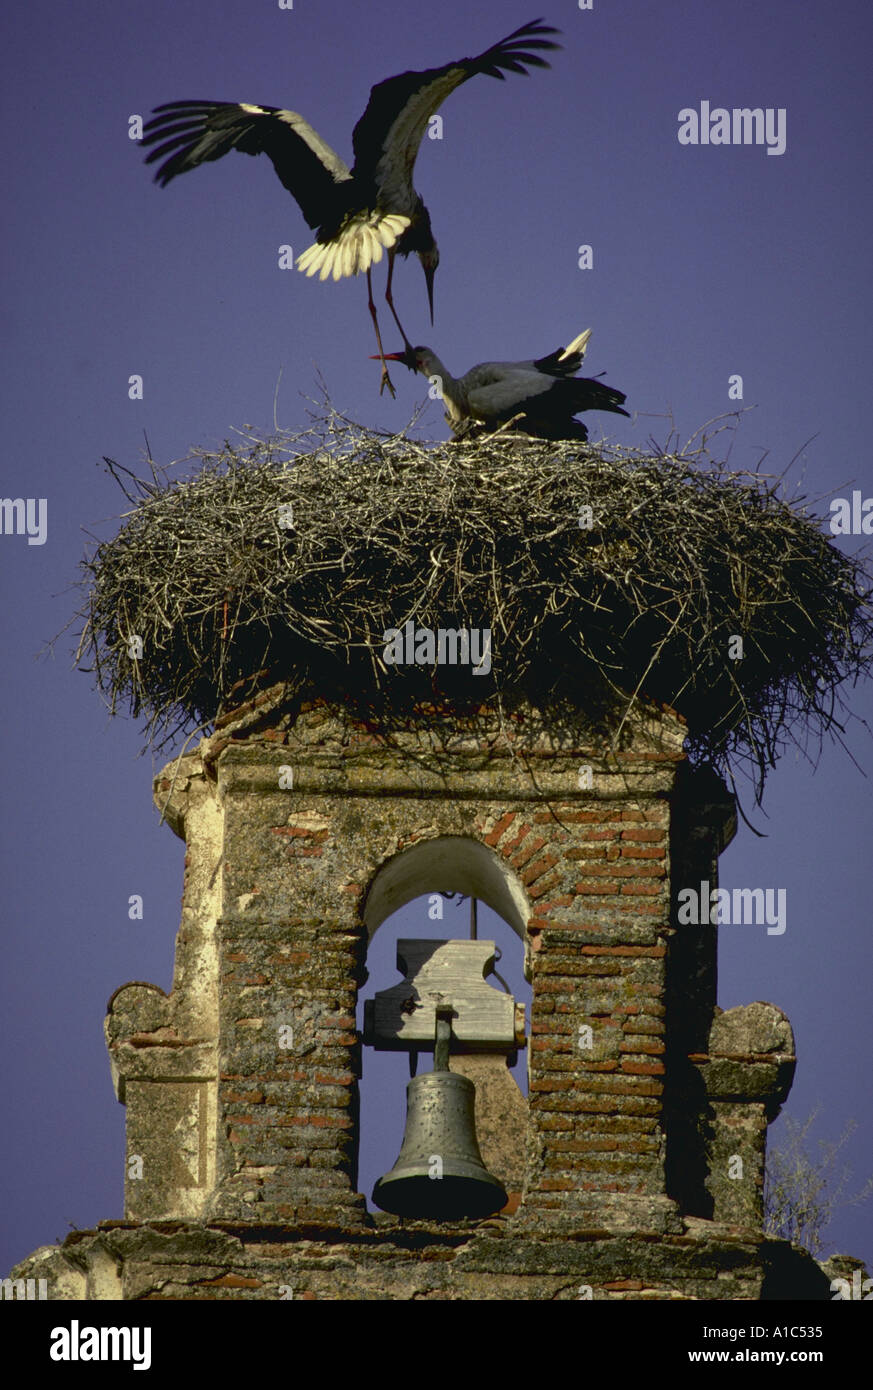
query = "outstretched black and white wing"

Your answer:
(141, 100), (352, 229)
(350, 19), (561, 205)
